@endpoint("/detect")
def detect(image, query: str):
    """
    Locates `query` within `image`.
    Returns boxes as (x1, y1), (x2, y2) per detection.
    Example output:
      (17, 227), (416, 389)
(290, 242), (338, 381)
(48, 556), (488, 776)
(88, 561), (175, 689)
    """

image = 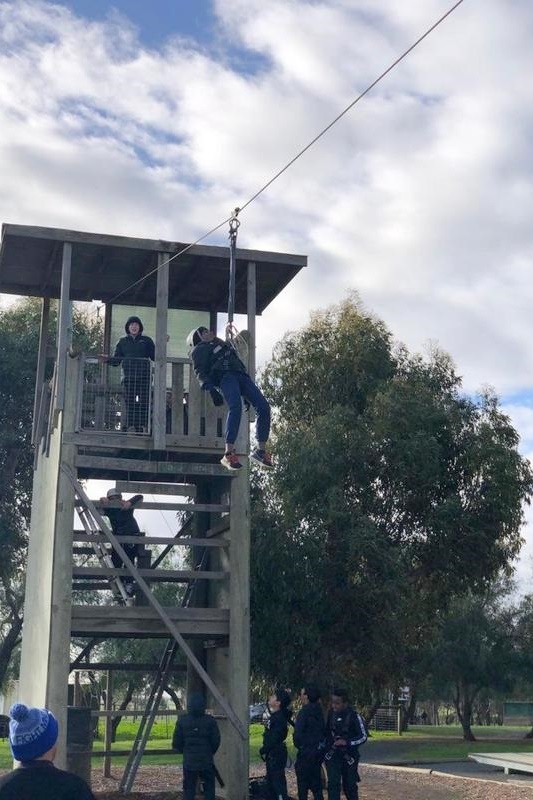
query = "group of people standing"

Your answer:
(0, 687), (366, 800)
(261, 686), (367, 800)
(103, 316), (273, 471)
